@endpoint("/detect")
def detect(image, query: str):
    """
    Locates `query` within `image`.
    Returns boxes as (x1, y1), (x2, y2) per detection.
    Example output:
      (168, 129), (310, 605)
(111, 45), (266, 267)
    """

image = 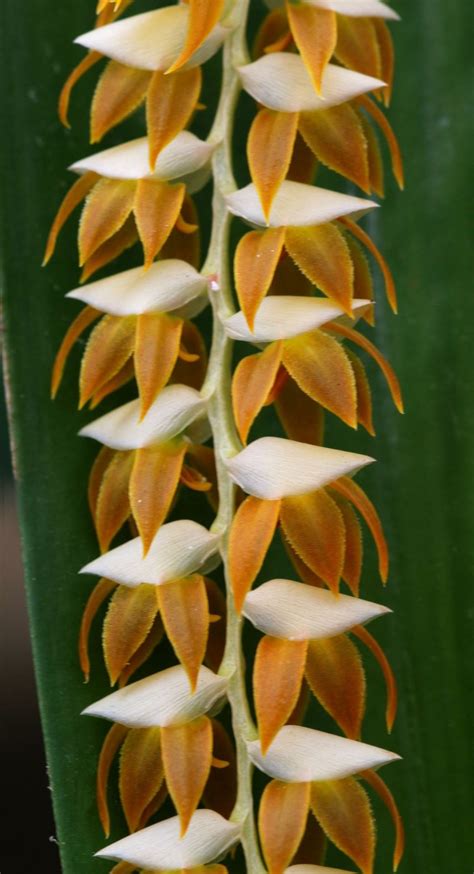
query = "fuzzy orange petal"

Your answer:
(280, 489), (345, 593)
(161, 716), (213, 835)
(357, 94), (404, 188)
(299, 103), (370, 192)
(285, 223), (354, 313)
(78, 577), (117, 681)
(157, 574), (209, 690)
(133, 179), (185, 269)
(373, 19), (394, 106)
(91, 60), (151, 143)
(80, 214), (139, 283)
(43, 171), (99, 265)
(346, 348), (375, 436)
(247, 109), (299, 220)
(103, 583), (159, 685)
(311, 777), (376, 874)
(97, 723), (129, 837)
(79, 178), (136, 266)
(254, 636), (308, 754)
(59, 52), (102, 128)
(88, 445), (115, 518)
(232, 342), (283, 444)
(228, 496), (281, 613)
(259, 779), (310, 874)
(134, 312), (183, 418)
(90, 357), (135, 408)
(335, 15), (382, 79)
(51, 305), (100, 399)
(306, 634), (366, 739)
(352, 625), (397, 731)
(275, 376), (325, 446)
(287, 3), (336, 94)
(330, 490), (363, 595)
(166, 0), (225, 73)
(330, 475), (389, 584)
(79, 314), (136, 408)
(118, 616), (164, 688)
(119, 726), (164, 832)
(95, 449), (134, 552)
(362, 769), (405, 870)
(146, 66), (202, 167)
(234, 227), (286, 330)
(129, 441), (186, 554)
